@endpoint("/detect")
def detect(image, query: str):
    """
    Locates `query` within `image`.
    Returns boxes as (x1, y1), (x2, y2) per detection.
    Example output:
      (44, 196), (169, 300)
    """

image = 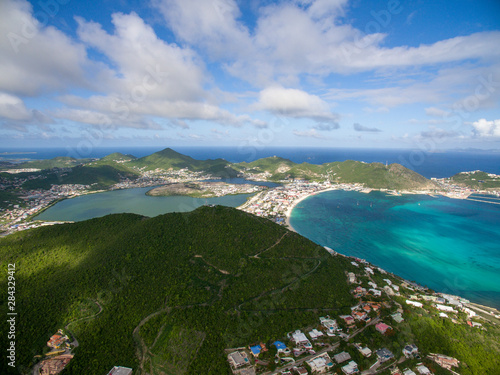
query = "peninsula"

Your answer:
(145, 181), (265, 198)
